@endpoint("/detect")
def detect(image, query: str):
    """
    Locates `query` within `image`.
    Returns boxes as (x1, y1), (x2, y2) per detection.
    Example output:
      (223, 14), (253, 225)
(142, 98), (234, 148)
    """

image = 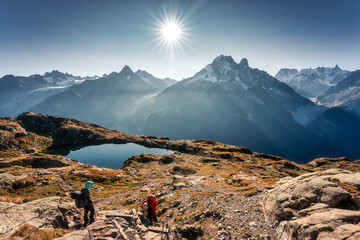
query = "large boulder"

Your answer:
(0, 196), (66, 236)
(0, 173), (22, 186)
(263, 169), (360, 240)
